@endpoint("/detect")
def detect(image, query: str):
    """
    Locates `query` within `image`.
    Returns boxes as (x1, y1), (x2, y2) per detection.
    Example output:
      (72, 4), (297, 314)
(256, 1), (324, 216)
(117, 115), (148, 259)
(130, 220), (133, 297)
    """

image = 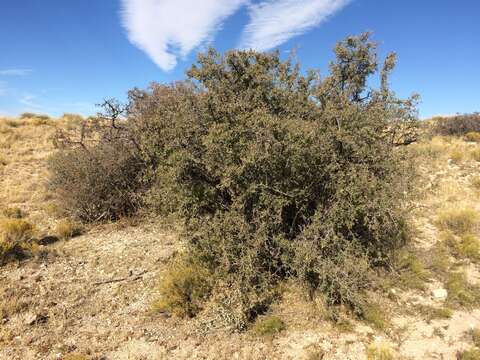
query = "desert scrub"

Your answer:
(252, 316), (286, 336)
(458, 348), (480, 360)
(394, 249), (429, 289)
(409, 136), (446, 160)
(414, 304), (452, 322)
(471, 148), (480, 162)
(445, 272), (480, 307)
(0, 219), (35, 264)
(48, 139), (146, 222)
(465, 132), (480, 143)
(471, 176), (480, 190)
(2, 207), (26, 219)
(153, 260), (212, 318)
(450, 149), (465, 164)
(52, 33), (418, 327)
(366, 341), (395, 360)
(457, 234), (480, 262)
(362, 303), (389, 330)
(436, 208), (478, 235)
(431, 113), (480, 136)
(55, 219), (82, 240)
